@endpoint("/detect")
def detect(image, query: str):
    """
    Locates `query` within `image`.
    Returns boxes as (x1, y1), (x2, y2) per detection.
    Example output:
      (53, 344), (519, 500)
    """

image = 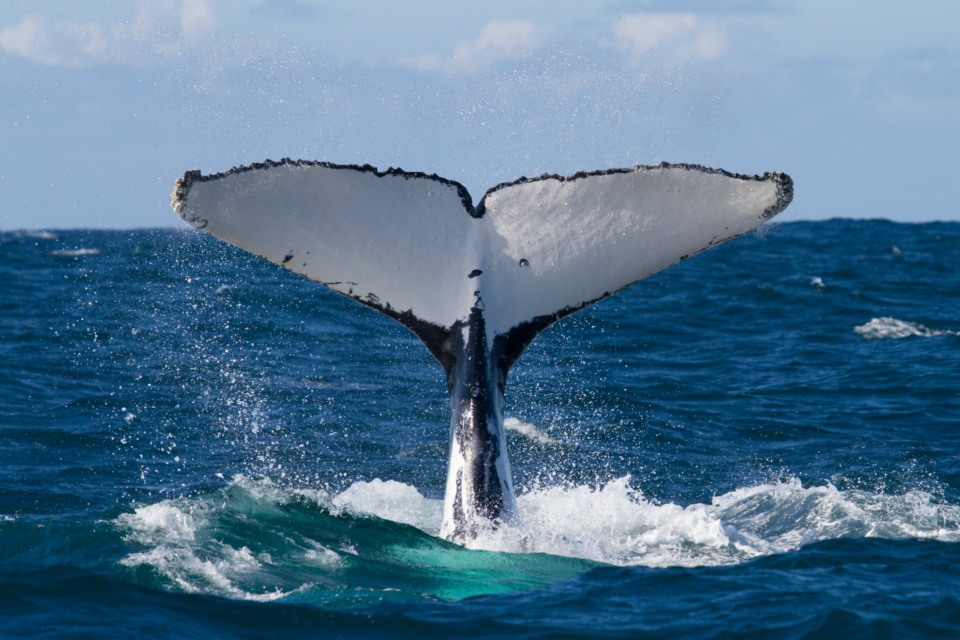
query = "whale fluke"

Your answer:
(172, 159), (792, 542)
